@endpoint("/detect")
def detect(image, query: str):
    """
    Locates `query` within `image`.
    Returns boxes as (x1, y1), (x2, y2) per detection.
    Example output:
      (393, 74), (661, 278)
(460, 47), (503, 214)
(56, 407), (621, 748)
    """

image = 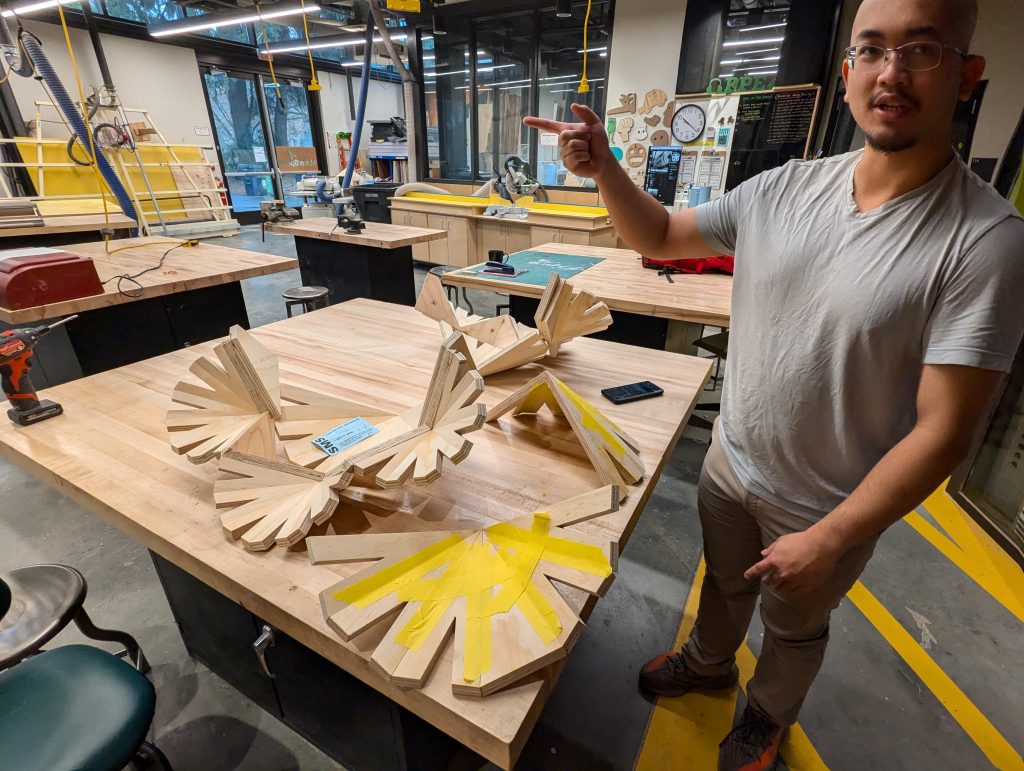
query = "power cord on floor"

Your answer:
(101, 240), (198, 298)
